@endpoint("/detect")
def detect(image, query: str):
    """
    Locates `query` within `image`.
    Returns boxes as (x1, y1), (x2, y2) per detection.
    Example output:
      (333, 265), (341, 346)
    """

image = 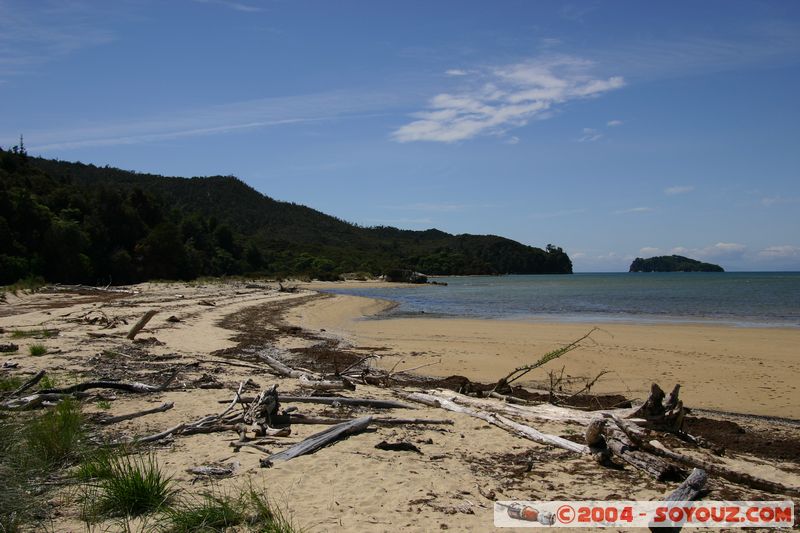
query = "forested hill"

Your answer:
(629, 255), (724, 273)
(0, 148), (572, 285)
